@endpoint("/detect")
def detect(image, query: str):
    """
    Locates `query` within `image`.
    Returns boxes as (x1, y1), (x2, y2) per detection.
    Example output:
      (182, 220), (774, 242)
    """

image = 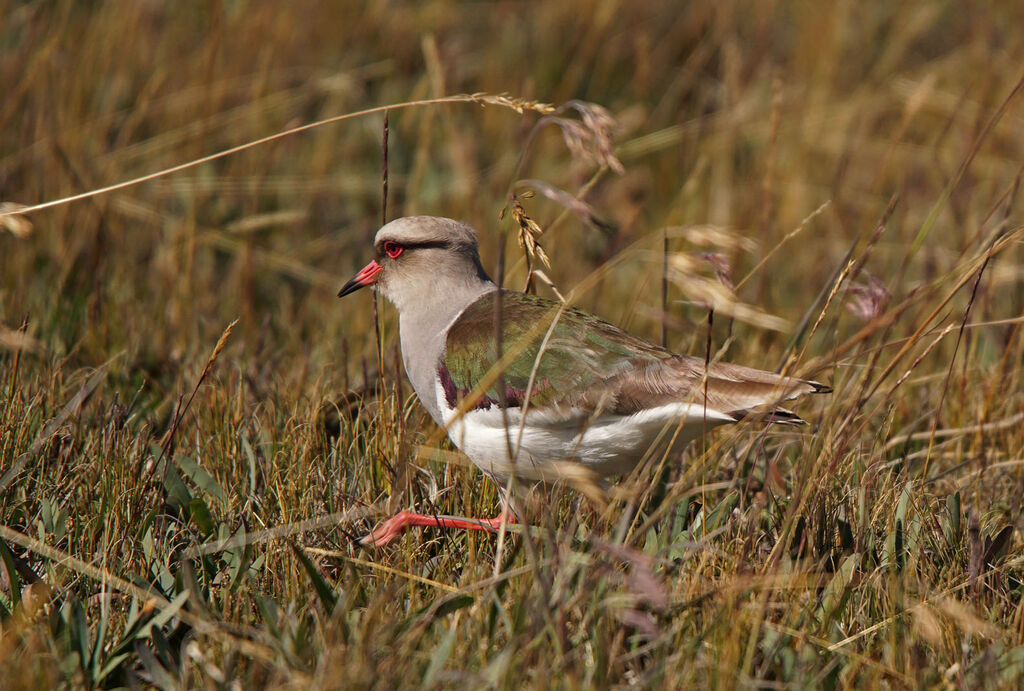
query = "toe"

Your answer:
(359, 524), (396, 547)
(359, 512), (411, 547)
